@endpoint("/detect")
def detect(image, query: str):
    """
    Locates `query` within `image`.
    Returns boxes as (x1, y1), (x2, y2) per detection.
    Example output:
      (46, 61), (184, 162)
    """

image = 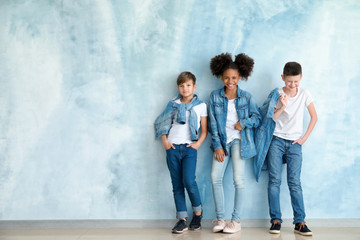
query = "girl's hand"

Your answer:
(187, 142), (200, 150)
(234, 122), (243, 131)
(279, 93), (288, 107)
(292, 137), (306, 145)
(163, 139), (175, 150)
(214, 148), (226, 162)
